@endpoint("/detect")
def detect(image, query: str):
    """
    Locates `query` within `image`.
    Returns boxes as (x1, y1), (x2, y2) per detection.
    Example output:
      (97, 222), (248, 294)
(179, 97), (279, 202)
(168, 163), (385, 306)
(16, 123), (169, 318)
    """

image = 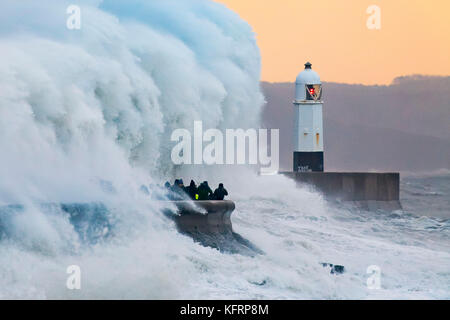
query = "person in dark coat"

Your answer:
(171, 179), (179, 191)
(213, 183), (228, 200)
(185, 180), (198, 200)
(197, 181), (213, 200)
(170, 179), (187, 200)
